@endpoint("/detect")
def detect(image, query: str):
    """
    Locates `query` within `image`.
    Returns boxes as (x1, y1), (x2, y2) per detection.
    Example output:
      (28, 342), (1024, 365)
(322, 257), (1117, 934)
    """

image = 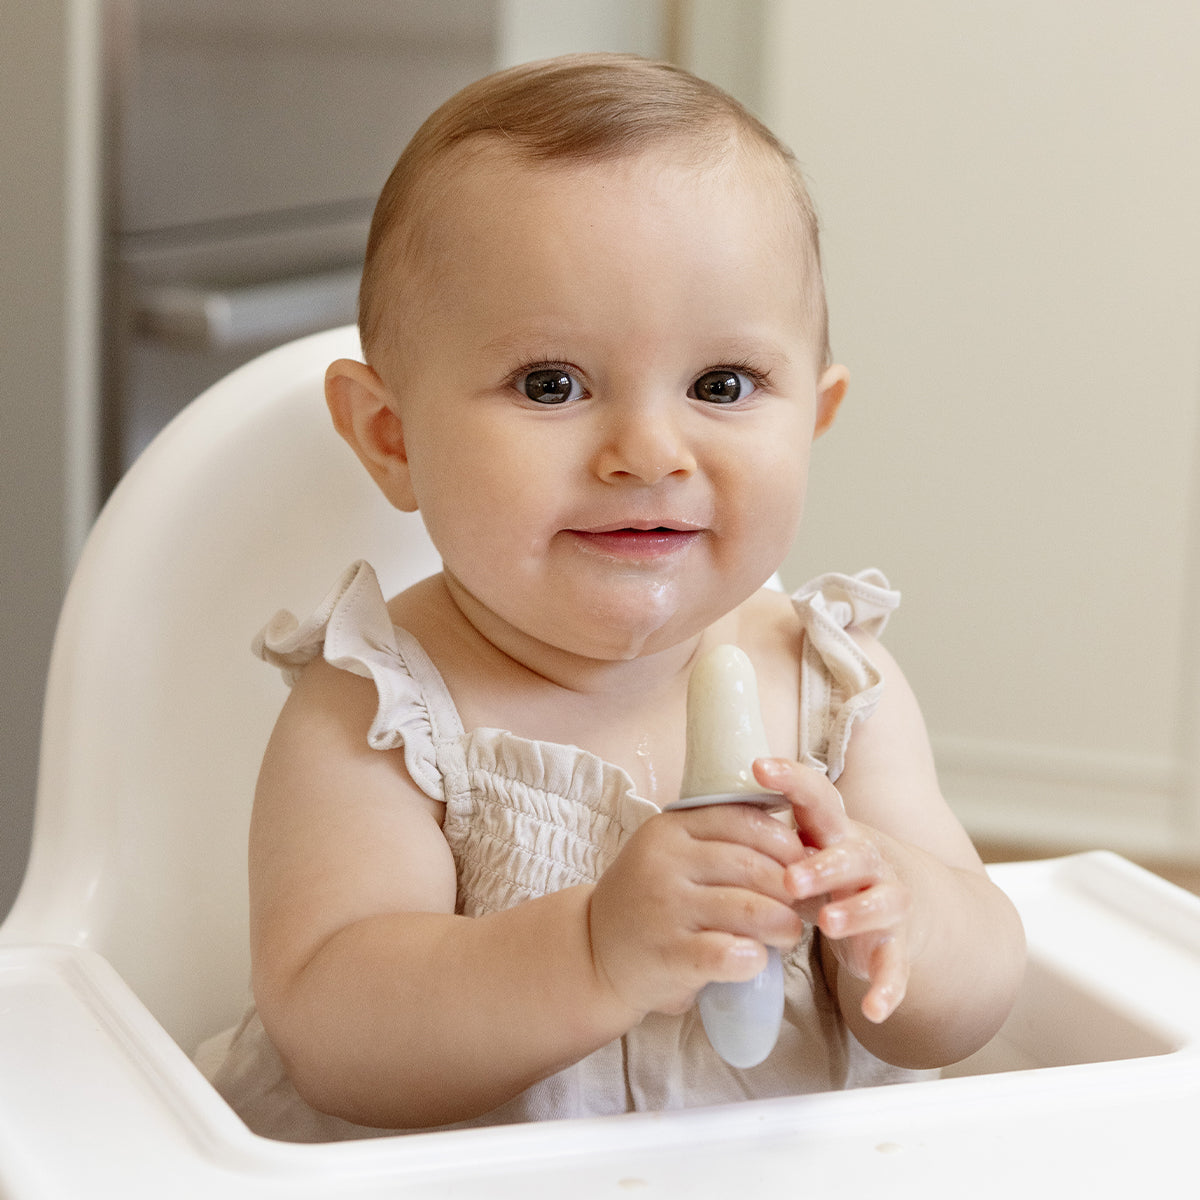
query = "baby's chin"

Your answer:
(443, 554), (765, 667)
(546, 579), (735, 663)
(499, 586), (691, 665)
